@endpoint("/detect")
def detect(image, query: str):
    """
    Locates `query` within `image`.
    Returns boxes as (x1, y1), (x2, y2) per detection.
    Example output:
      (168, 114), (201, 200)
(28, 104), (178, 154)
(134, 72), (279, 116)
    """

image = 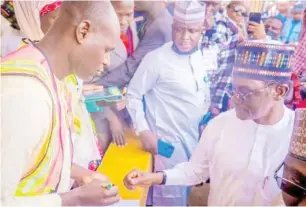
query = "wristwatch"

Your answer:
(156, 171), (167, 185)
